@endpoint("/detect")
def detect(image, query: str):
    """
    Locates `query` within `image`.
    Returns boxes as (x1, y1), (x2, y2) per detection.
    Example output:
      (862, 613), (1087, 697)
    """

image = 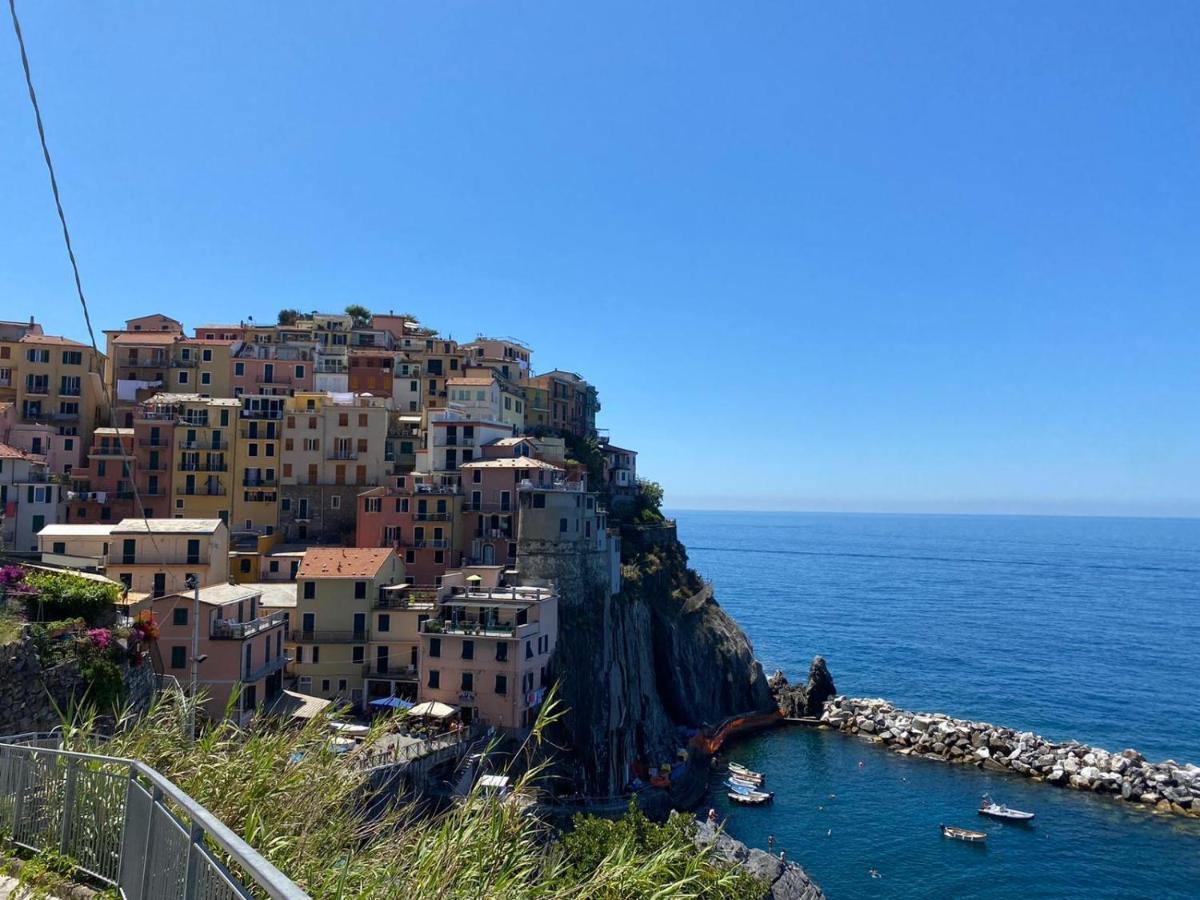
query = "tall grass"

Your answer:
(63, 691), (761, 899)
